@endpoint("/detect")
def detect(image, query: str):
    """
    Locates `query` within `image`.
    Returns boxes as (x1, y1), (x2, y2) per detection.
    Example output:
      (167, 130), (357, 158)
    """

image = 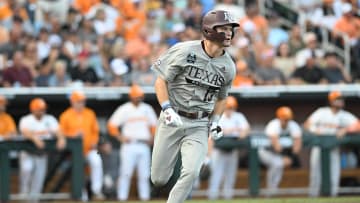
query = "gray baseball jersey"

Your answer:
(152, 40), (236, 113)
